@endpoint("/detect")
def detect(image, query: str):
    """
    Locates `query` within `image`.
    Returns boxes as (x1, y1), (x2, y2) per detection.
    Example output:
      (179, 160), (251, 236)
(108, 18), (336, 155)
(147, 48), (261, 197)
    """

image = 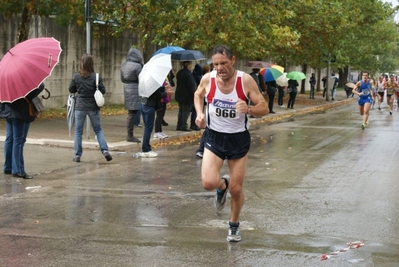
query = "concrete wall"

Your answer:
(0, 15), (138, 108)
